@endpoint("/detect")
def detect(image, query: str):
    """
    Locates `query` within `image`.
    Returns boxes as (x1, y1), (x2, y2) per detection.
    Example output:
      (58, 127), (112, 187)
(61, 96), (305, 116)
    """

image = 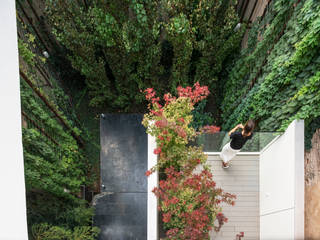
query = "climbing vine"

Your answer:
(44, 0), (245, 112)
(18, 23), (99, 238)
(221, 0), (320, 149)
(191, 99), (214, 131)
(221, 0), (297, 118)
